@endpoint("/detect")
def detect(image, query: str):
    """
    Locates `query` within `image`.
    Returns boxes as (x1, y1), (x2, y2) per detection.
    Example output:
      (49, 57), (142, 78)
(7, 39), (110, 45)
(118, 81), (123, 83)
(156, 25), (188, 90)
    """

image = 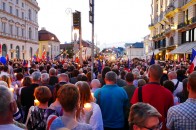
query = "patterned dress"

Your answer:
(26, 106), (58, 130)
